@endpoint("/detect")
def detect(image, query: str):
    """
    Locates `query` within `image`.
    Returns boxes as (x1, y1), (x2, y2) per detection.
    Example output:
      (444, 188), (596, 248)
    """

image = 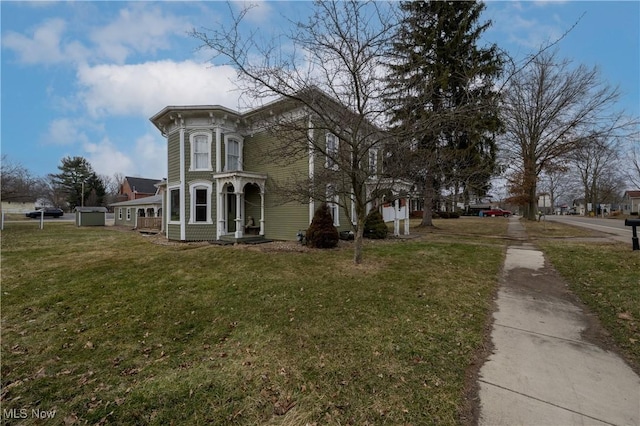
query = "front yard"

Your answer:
(1, 220), (505, 425)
